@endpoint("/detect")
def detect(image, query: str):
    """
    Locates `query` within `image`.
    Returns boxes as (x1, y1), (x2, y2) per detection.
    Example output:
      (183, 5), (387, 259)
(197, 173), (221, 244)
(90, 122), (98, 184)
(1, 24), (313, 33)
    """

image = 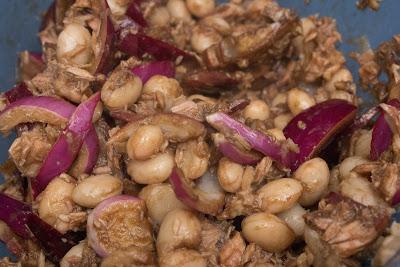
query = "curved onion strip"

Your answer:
(93, 16), (115, 74)
(0, 96), (99, 176)
(131, 61), (175, 83)
(370, 99), (400, 160)
(0, 96), (75, 134)
(32, 93), (100, 198)
(284, 99), (357, 170)
(4, 82), (32, 104)
(119, 33), (191, 60)
(182, 70), (238, 94)
(126, 2), (147, 27)
(169, 168), (225, 216)
(87, 195), (142, 257)
(206, 112), (292, 168)
(0, 193), (82, 262)
(213, 133), (261, 165)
